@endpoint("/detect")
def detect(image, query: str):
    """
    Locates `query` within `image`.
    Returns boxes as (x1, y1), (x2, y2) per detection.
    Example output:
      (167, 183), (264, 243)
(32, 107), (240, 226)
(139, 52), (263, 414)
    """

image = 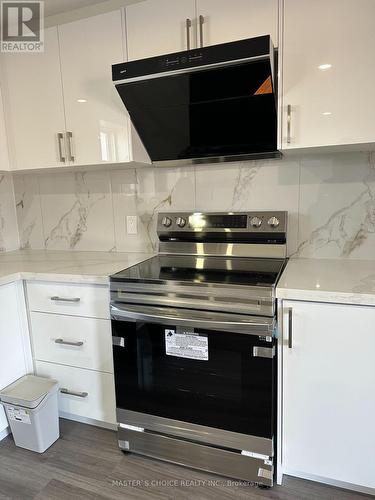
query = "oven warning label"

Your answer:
(165, 329), (209, 361)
